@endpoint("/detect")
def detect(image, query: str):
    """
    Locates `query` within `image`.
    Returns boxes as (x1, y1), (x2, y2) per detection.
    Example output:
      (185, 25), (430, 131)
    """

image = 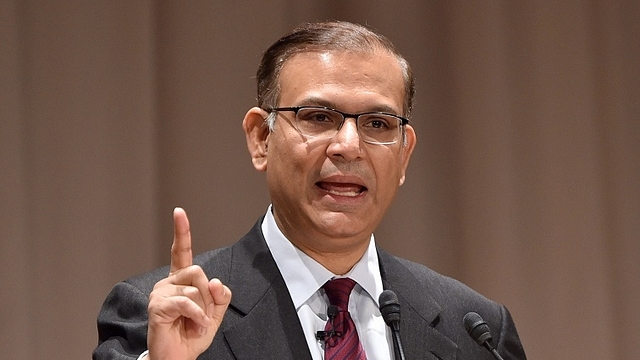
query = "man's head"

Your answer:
(243, 21), (417, 273)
